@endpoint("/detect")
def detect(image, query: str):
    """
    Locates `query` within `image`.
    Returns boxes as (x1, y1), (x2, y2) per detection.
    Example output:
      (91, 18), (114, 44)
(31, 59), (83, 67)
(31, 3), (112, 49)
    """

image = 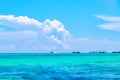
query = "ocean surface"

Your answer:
(0, 53), (120, 80)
